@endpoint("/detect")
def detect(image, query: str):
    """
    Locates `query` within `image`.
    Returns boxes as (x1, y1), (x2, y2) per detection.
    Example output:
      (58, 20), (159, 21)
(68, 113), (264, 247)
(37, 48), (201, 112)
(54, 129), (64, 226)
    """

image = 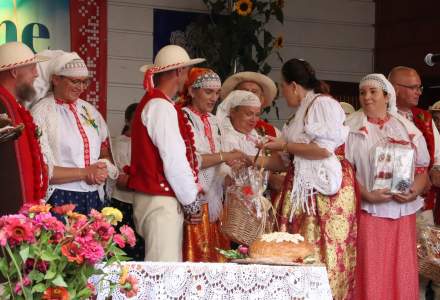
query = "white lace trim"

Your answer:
(91, 262), (332, 300)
